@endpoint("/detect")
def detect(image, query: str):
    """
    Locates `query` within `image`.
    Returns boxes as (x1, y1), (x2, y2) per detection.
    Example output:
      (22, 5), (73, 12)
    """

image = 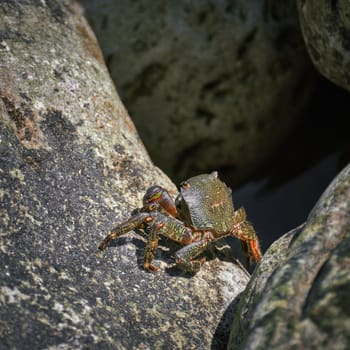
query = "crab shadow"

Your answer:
(164, 238), (251, 278)
(103, 230), (251, 278)
(100, 233), (249, 348)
